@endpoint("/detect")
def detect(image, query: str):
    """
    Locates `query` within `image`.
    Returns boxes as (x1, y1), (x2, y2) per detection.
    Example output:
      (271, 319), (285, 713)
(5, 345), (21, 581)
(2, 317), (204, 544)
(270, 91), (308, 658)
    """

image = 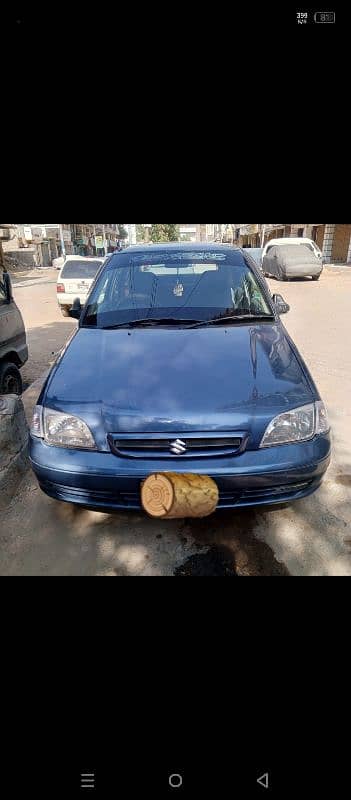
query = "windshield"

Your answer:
(82, 250), (272, 328)
(61, 260), (102, 279)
